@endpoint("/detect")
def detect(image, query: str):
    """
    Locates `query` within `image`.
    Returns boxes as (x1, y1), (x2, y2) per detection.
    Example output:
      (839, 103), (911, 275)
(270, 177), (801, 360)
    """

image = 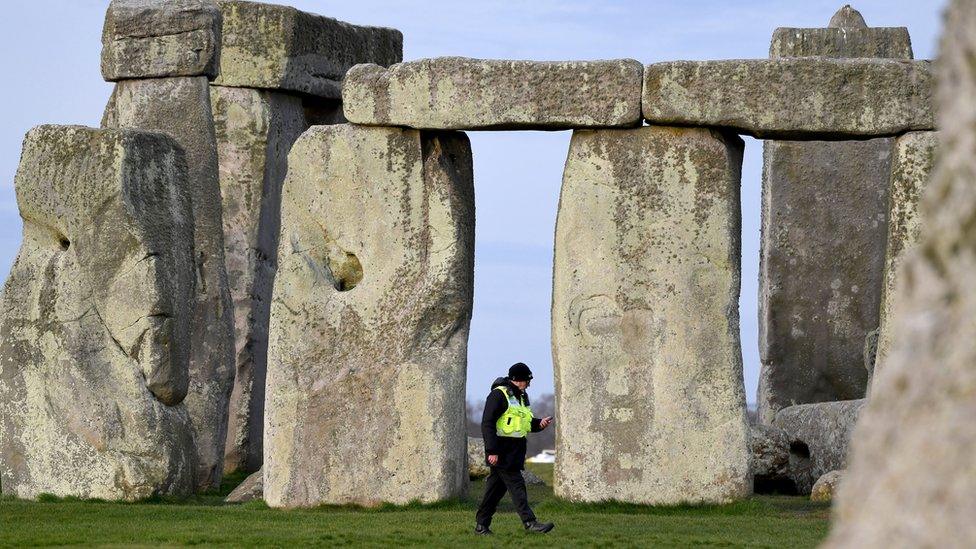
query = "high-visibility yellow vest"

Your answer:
(495, 386), (533, 438)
